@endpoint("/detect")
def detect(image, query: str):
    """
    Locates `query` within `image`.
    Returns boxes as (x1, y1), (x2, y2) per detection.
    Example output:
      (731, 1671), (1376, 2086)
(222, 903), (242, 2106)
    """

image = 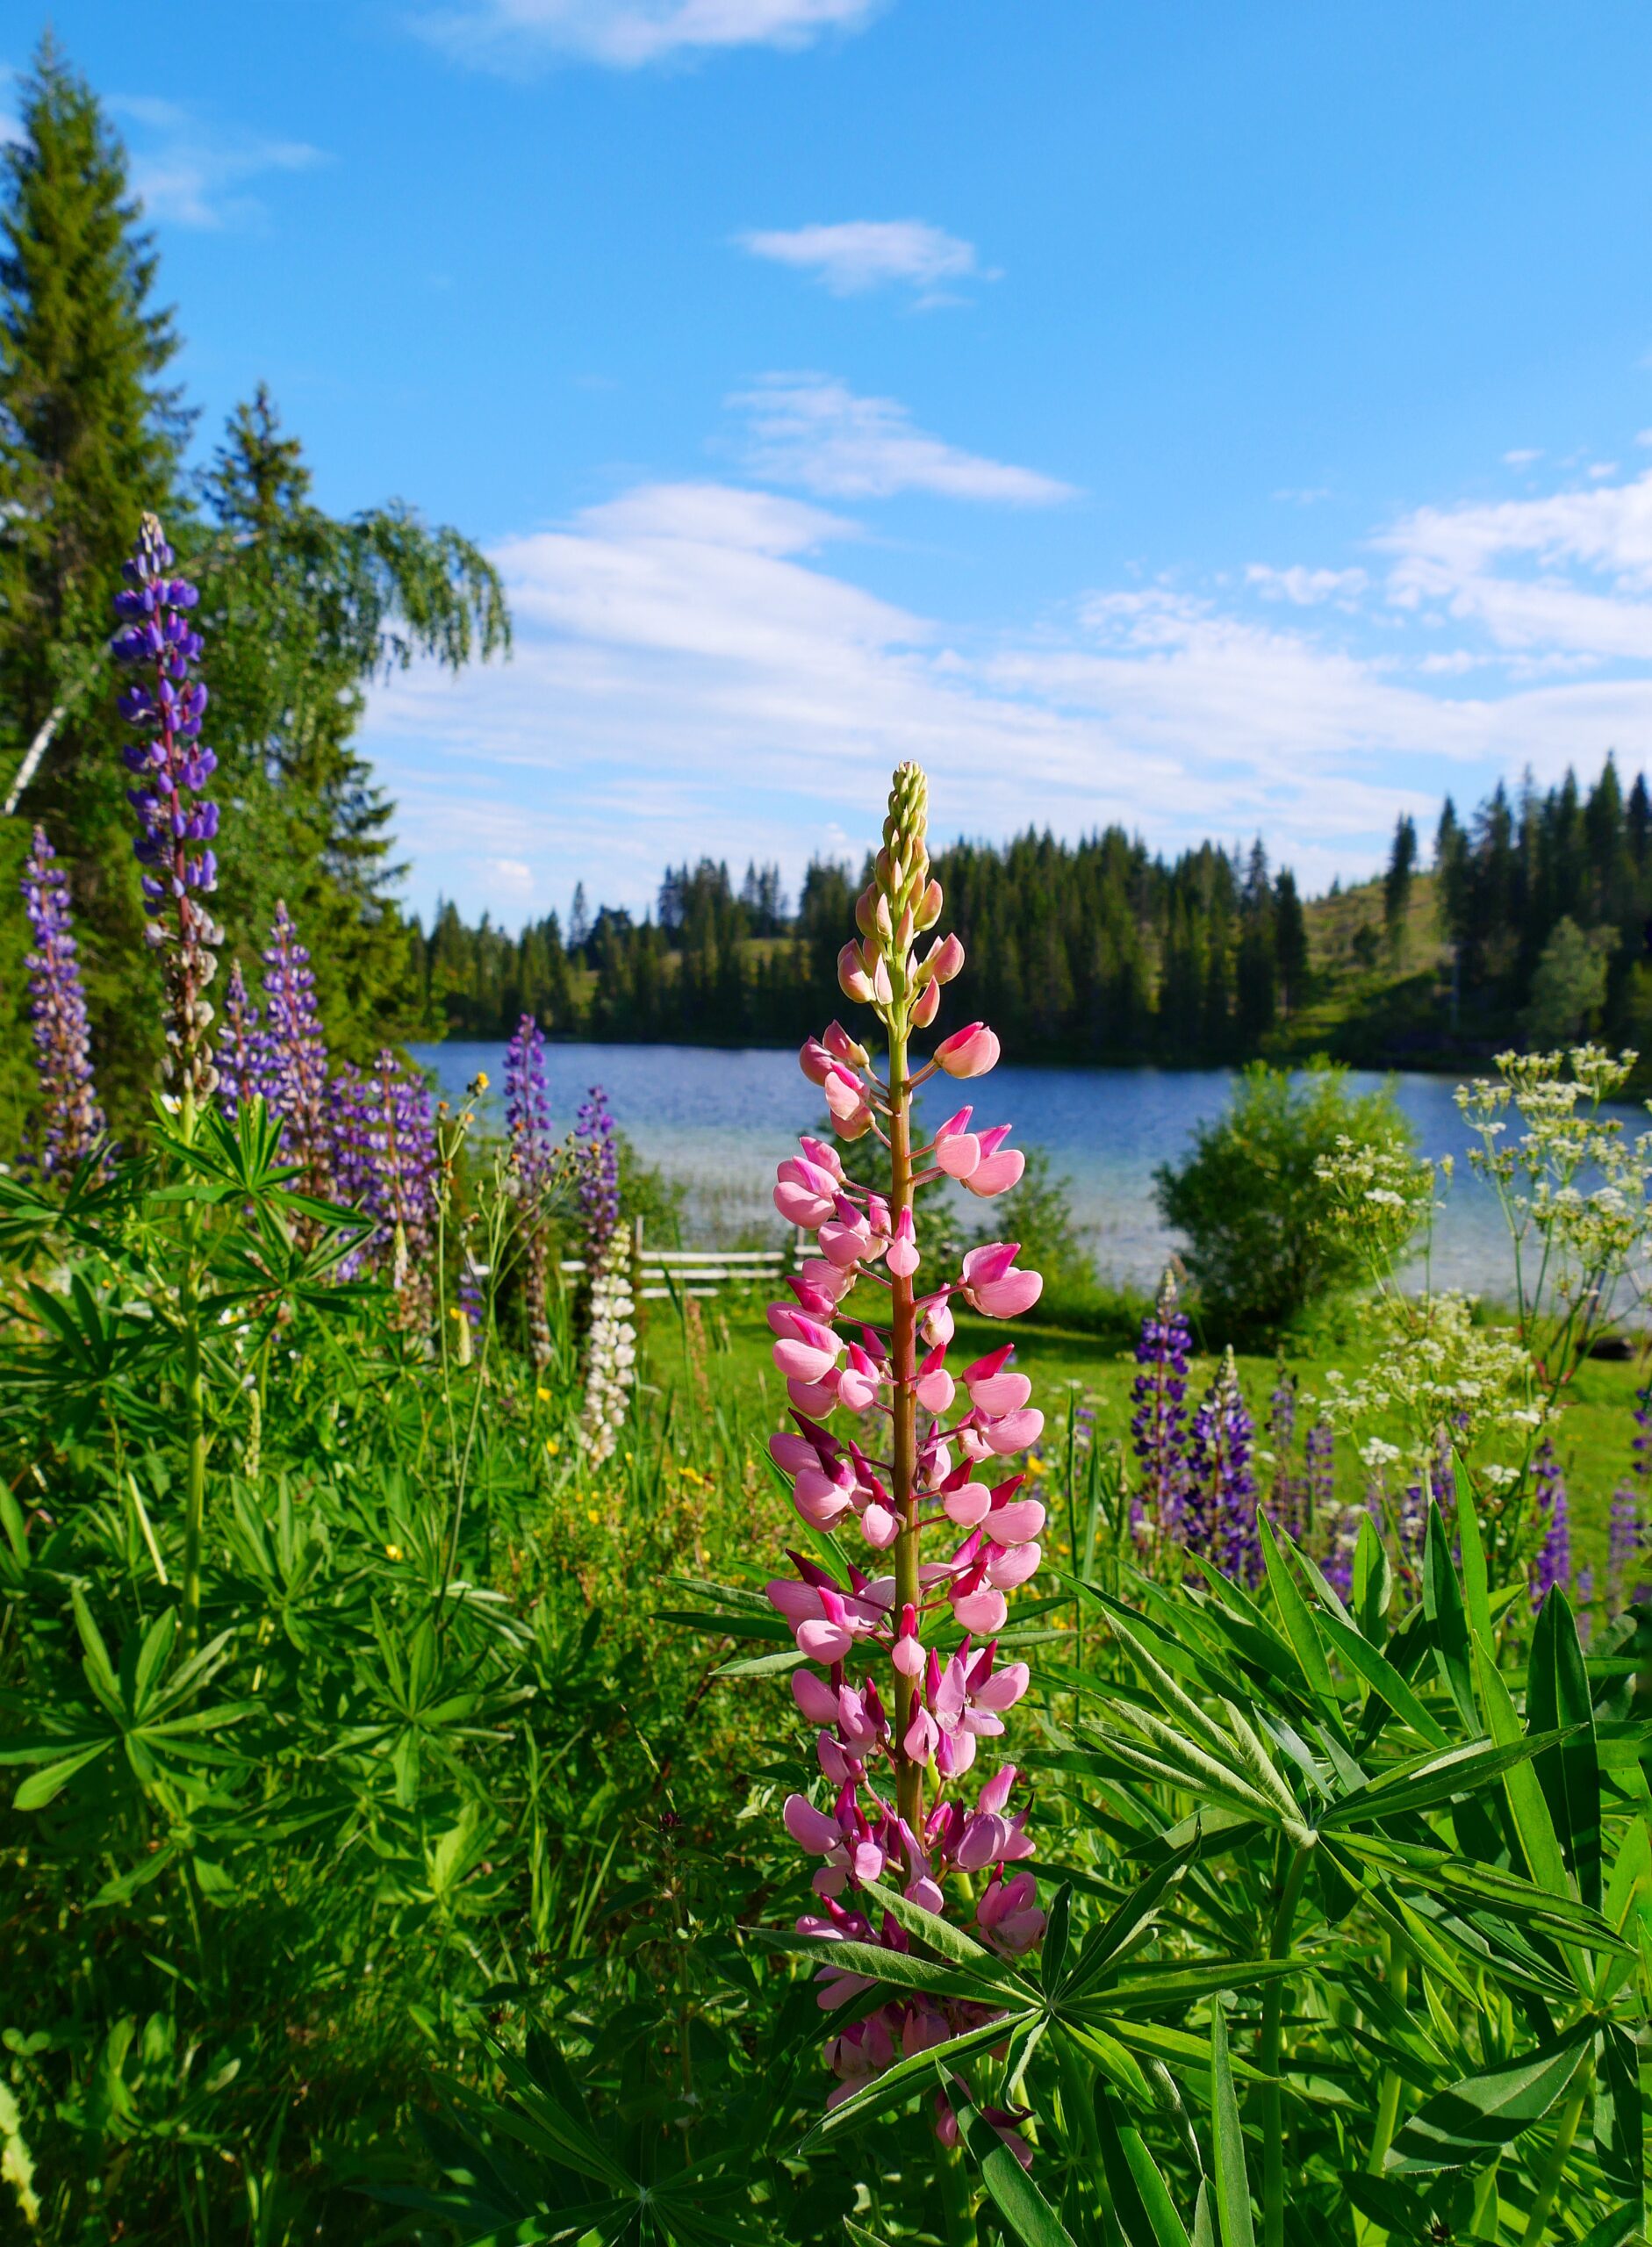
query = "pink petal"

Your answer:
(784, 1794), (841, 1854)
